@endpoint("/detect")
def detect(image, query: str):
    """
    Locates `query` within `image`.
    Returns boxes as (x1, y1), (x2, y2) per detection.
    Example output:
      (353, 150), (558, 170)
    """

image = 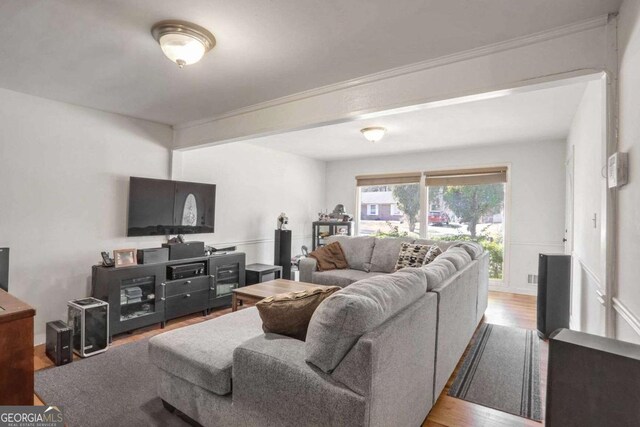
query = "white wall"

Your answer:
(0, 87), (173, 344)
(324, 140), (566, 295)
(615, 0), (640, 344)
(176, 142), (326, 265)
(566, 80), (607, 336)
